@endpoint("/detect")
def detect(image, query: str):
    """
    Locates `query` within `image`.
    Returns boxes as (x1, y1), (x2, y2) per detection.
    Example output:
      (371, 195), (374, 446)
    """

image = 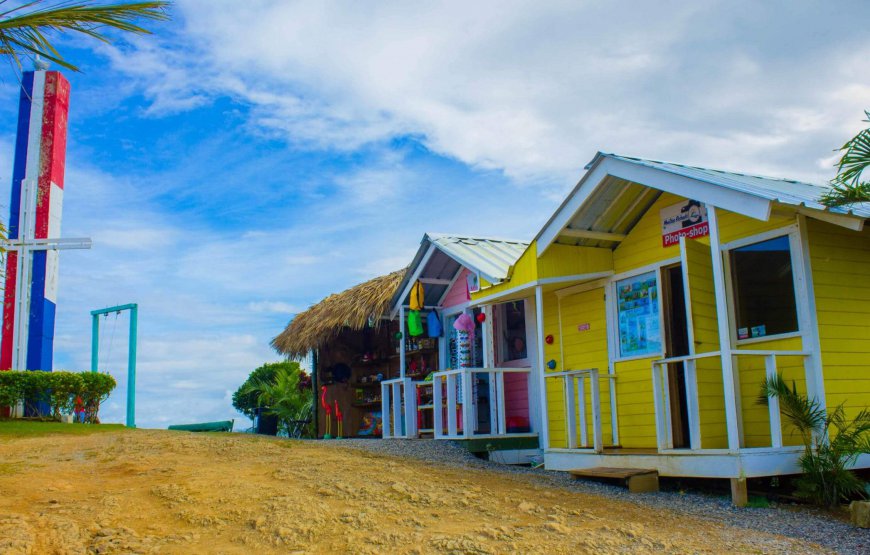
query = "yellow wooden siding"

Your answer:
(682, 238), (720, 354)
(807, 219), (870, 421)
(695, 357), (728, 448)
(472, 242), (539, 301)
(537, 244), (613, 280)
(735, 338), (806, 447)
(559, 287), (613, 447)
(613, 192), (794, 275)
(541, 290), (567, 447)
